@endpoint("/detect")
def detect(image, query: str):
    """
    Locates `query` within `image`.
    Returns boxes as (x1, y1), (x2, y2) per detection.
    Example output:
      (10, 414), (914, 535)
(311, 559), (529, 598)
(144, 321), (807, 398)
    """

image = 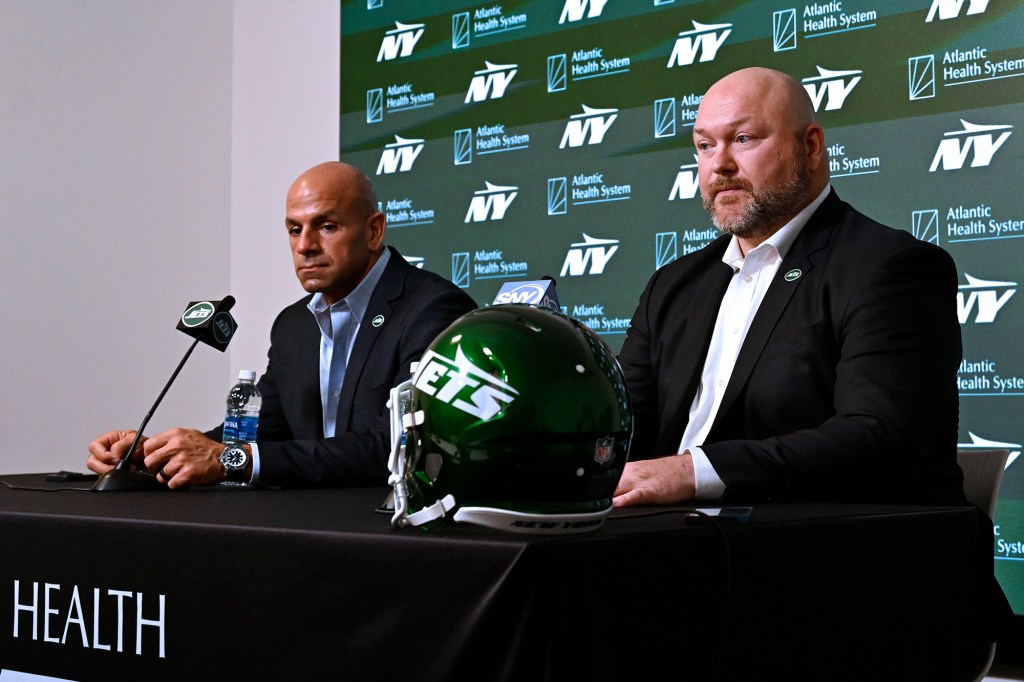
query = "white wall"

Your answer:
(0, 0), (339, 475)
(230, 1), (340, 381)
